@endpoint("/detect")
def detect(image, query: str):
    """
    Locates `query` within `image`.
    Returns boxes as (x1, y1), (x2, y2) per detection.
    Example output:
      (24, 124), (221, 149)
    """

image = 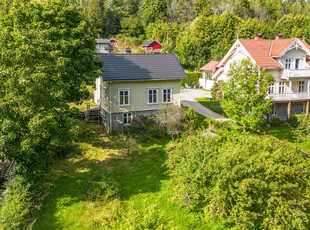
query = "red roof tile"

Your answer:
(239, 39), (283, 68)
(200, 61), (220, 72)
(270, 39), (295, 57)
(301, 40), (310, 51)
